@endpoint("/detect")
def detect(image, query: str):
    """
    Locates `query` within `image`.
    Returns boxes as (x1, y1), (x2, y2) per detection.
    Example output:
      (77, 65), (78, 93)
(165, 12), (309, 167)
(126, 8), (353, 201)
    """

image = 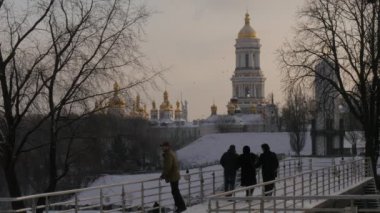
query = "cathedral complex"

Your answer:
(96, 82), (189, 126)
(98, 12), (279, 134)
